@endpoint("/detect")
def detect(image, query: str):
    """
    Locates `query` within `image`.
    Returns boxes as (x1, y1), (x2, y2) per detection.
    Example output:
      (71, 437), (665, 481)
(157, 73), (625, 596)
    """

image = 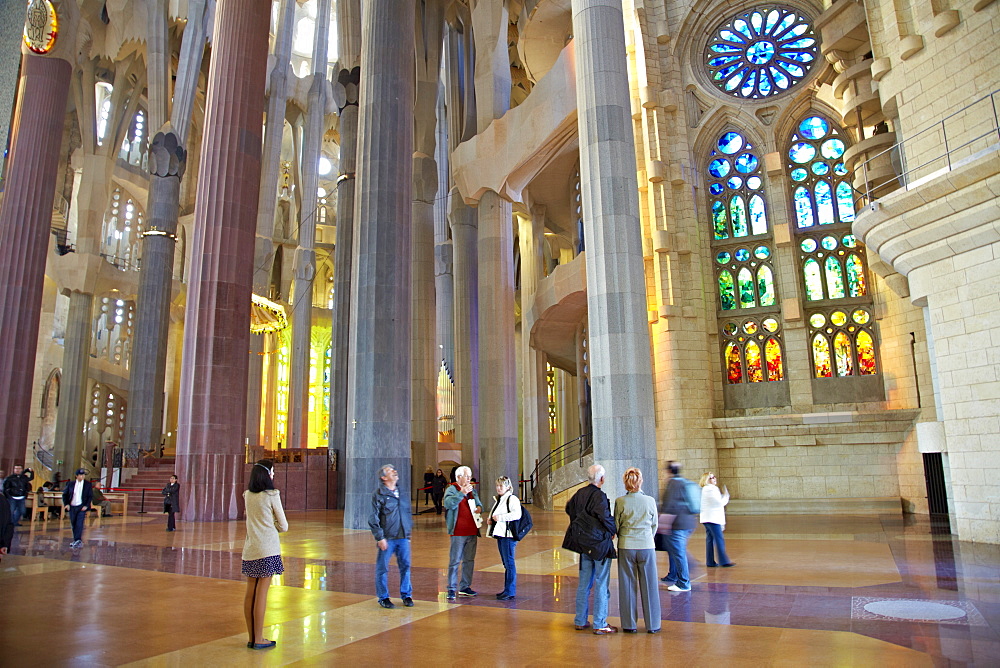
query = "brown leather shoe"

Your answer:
(574, 623), (592, 631)
(594, 626), (618, 635)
